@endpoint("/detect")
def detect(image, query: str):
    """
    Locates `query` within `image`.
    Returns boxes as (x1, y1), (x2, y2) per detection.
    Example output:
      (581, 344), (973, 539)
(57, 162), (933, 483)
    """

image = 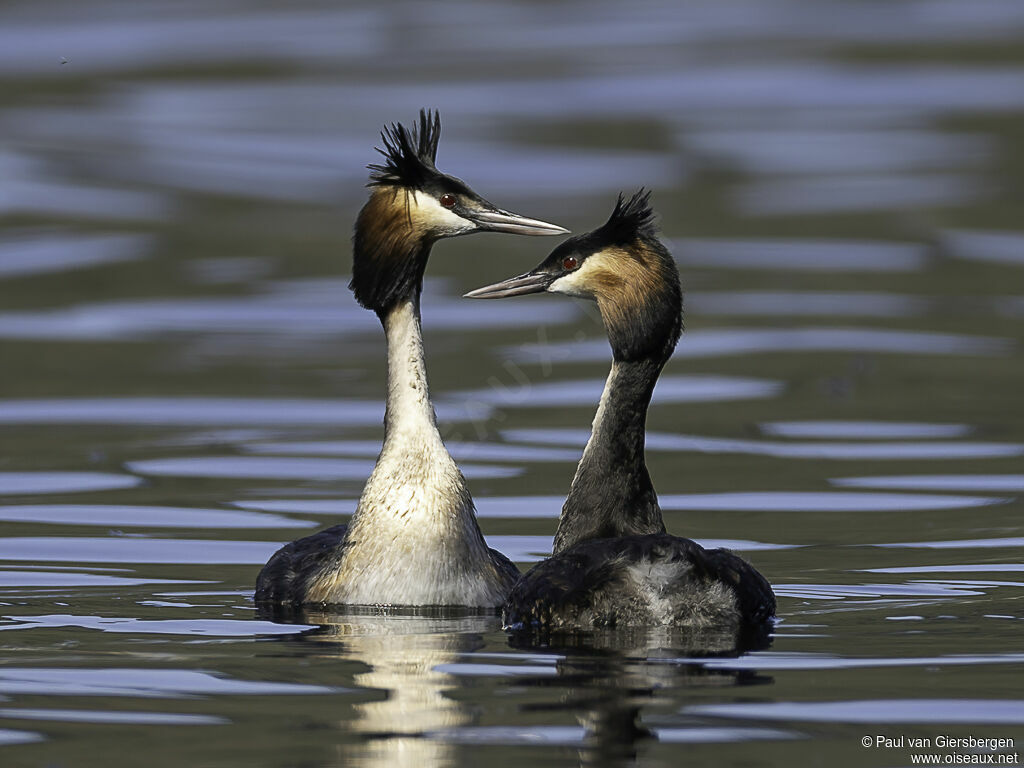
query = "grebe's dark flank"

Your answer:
(255, 110), (567, 608)
(467, 191), (775, 632)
